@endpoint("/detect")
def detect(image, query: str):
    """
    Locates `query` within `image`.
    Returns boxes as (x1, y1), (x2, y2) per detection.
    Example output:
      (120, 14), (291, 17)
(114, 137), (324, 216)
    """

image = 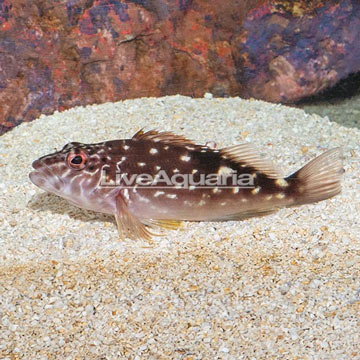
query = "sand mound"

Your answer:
(1, 95), (359, 358)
